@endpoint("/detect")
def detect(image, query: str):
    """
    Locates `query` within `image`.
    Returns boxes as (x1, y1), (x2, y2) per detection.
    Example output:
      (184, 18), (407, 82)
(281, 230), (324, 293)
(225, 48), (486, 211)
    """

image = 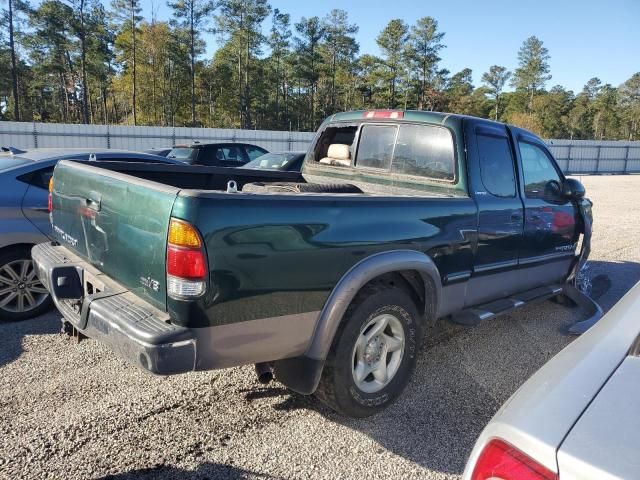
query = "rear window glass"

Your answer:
(356, 125), (397, 170)
(166, 147), (197, 162)
(243, 153), (300, 170)
(391, 124), (455, 181)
